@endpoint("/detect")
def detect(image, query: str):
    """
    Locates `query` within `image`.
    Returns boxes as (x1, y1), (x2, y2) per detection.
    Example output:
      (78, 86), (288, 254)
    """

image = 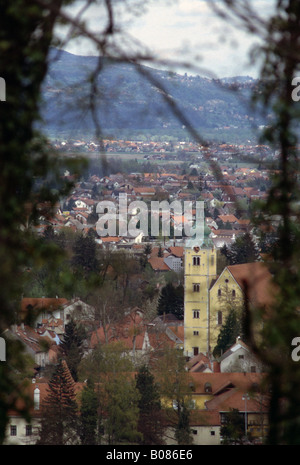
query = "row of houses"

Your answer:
(33, 155), (270, 251)
(4, 335), (268, 445)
